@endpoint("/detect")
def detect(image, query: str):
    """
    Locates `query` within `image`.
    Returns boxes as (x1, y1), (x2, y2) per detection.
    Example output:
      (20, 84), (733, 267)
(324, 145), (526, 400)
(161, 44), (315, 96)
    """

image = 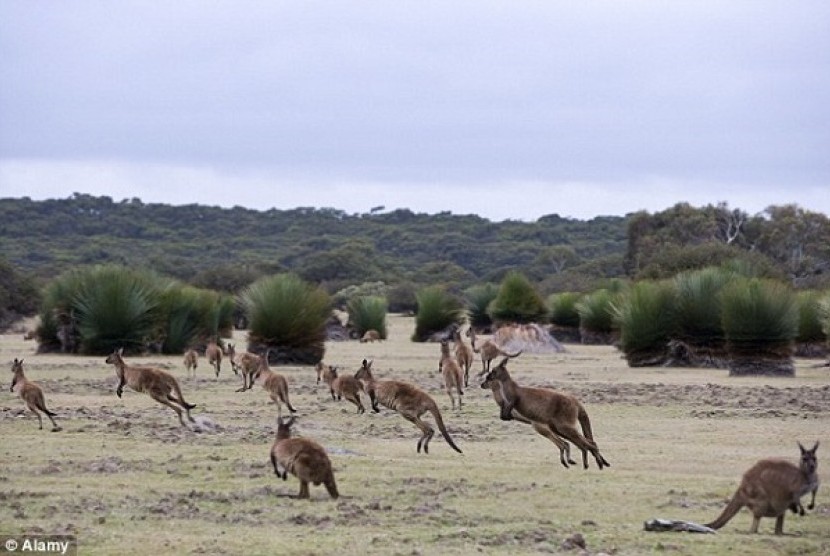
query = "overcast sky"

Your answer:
(1, 1), (828, 221)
